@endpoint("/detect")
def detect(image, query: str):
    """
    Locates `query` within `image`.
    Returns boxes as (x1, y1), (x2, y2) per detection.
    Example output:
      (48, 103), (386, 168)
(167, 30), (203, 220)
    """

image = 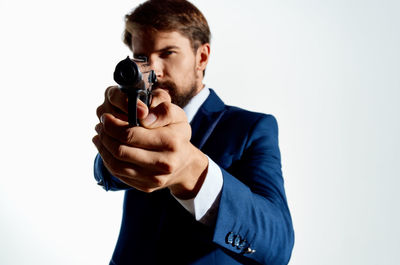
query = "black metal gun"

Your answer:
(113, 56), (157, 126)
